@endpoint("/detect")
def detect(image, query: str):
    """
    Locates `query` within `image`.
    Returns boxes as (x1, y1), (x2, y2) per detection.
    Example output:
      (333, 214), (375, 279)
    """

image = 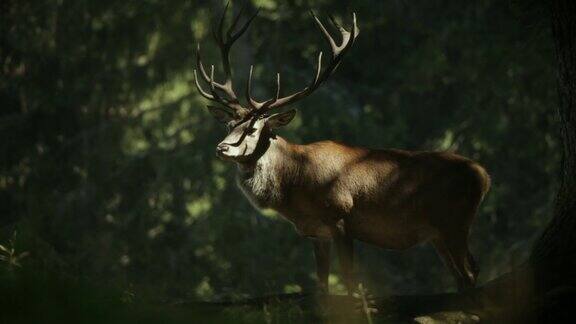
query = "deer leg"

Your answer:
(432, 237), (476, 291)
(313, 239), (331, 294)
(467, 248), (480, 284)
(335, 222), (356, 296)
